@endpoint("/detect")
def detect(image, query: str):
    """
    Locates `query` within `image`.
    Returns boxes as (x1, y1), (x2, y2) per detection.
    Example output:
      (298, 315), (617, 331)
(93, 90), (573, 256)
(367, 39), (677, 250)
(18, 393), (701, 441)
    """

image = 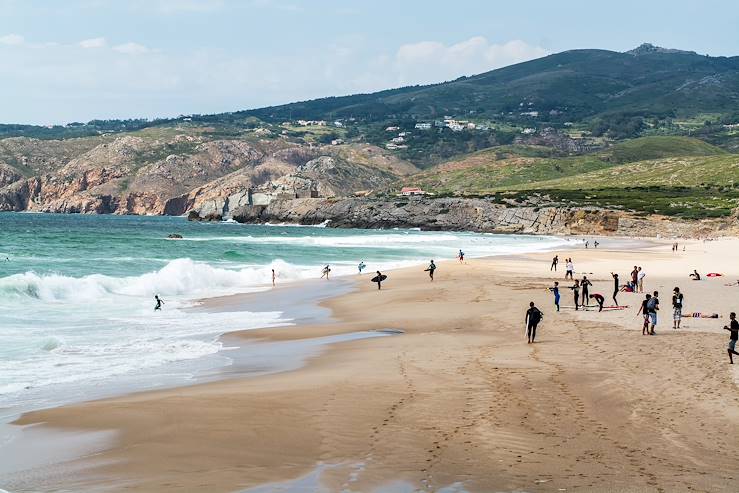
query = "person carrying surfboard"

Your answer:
(358, 261), (366, 274)
(426, 260), (436, 281)
(525, 302), (543, 344)
(371, 270), (386, 290)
